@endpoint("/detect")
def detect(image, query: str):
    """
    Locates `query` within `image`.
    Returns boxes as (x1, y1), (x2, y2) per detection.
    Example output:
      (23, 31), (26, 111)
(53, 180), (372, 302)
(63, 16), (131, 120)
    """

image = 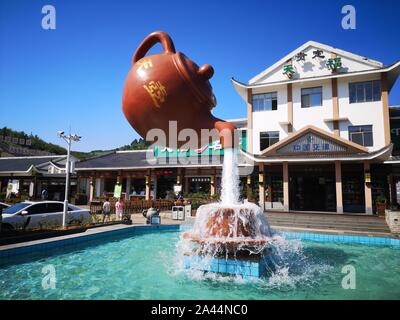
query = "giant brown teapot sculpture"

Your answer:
(122, 31), (236, 148)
